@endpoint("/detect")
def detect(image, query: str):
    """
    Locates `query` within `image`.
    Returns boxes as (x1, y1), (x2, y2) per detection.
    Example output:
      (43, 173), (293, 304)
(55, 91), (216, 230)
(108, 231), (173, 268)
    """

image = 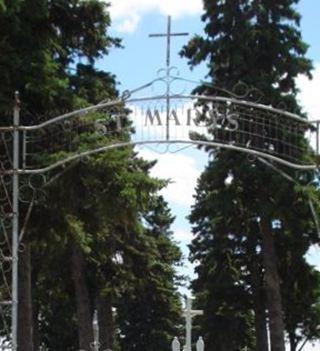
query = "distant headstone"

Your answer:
(196, 337), (204, 351)
(172, 337), (181, 351)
